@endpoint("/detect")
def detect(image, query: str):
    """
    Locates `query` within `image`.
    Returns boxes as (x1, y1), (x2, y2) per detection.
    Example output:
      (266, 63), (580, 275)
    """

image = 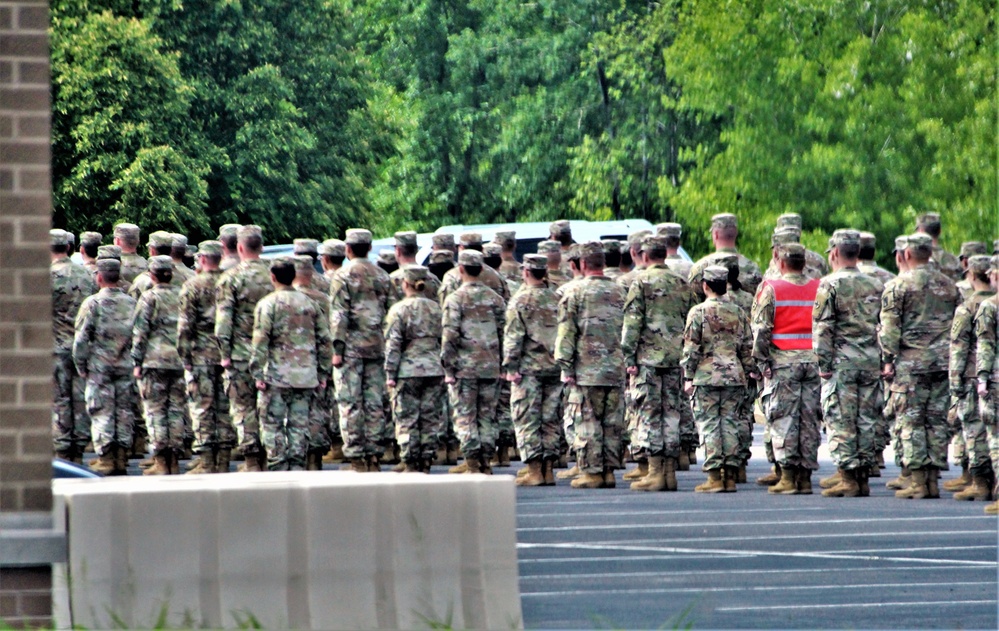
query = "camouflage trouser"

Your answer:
(307, 383), (332, 452)
(624, 381), (639, 445)
(873, 379), (890, 453)
(139, 369), (186, 452)
(892, 371), (950, 470)
(85, 371), (135, 456)
(737, 379), (758, 465)
(393, 376), (445, 463)
(495, 379), (515, 449)
(131, 379), (148, 444)
(884, 390), (903, 467)
(259, 386), (311, 470)
(323, 379), (340, 442)
(186, 364), (235, 452)
(562, 385), (578, 452)
(335, 356), (386, 459)
(629, 366), (682, 459)
(955, 387), (990, 472)
(510, 374), (562, 462)
(979, 384), (999, 474)
(449, 378), (499, 459)
(52, 352), (89, 453)
(570, 385), (624, 474)
(679, 384), (698, 450)
(822, 368), (882, 471)
(761, 363), (820, 470)
(692, 385), (743, 471)
(225, 361), (262, 456)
